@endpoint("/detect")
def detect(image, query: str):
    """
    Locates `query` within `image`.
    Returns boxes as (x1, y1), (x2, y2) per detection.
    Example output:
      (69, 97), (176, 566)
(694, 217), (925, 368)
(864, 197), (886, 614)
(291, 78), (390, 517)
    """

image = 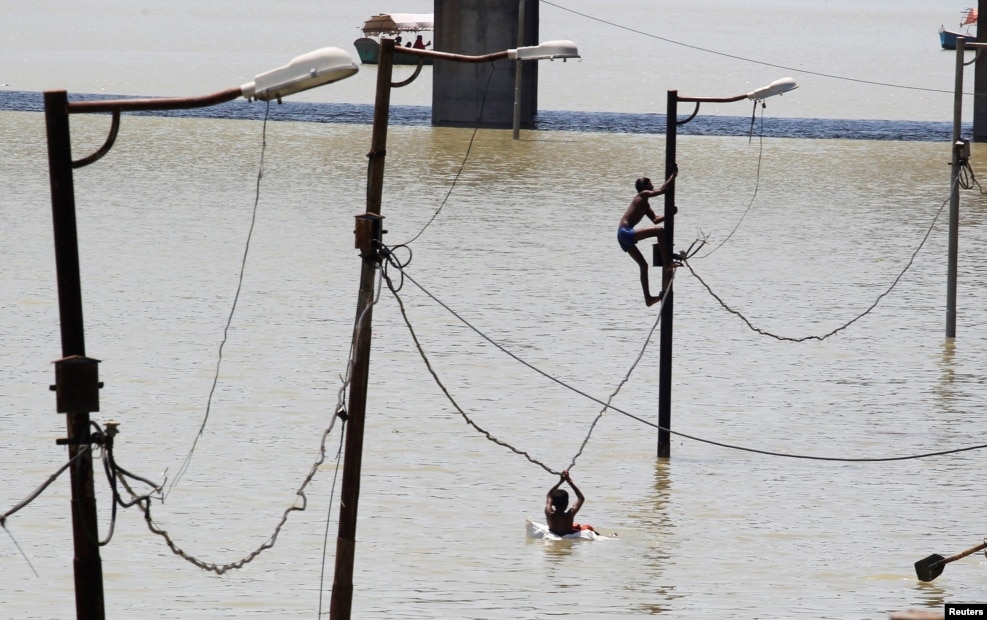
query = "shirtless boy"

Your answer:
(545, 470), (597, 537)
(617, 168), (678, 306)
